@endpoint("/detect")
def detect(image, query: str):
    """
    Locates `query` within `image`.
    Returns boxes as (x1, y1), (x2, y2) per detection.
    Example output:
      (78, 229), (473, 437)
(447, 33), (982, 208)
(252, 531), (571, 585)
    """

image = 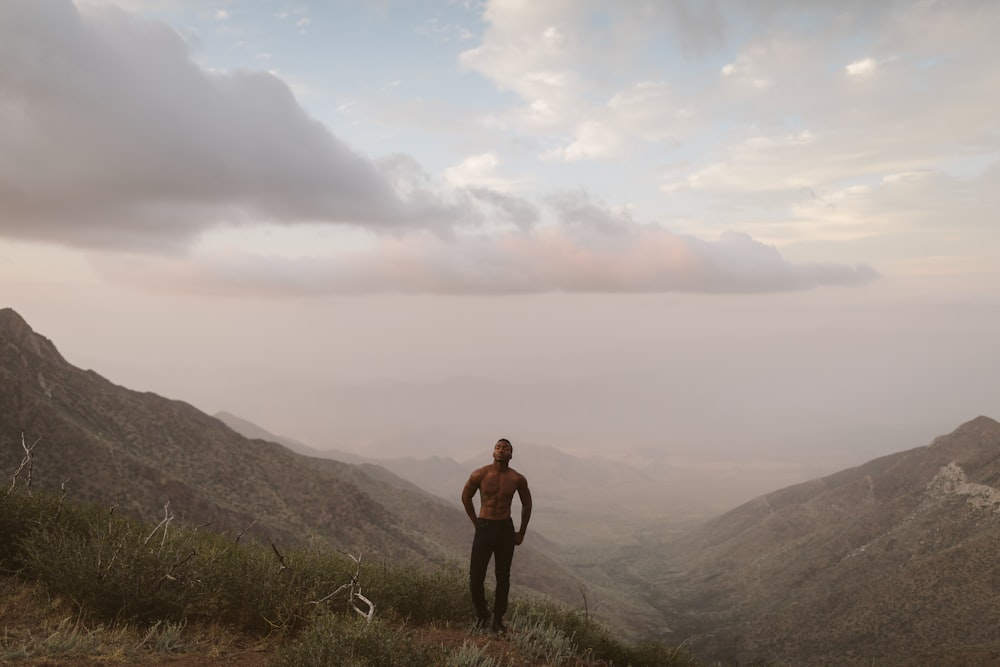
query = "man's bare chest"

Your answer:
(481, 471), (519, 497)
